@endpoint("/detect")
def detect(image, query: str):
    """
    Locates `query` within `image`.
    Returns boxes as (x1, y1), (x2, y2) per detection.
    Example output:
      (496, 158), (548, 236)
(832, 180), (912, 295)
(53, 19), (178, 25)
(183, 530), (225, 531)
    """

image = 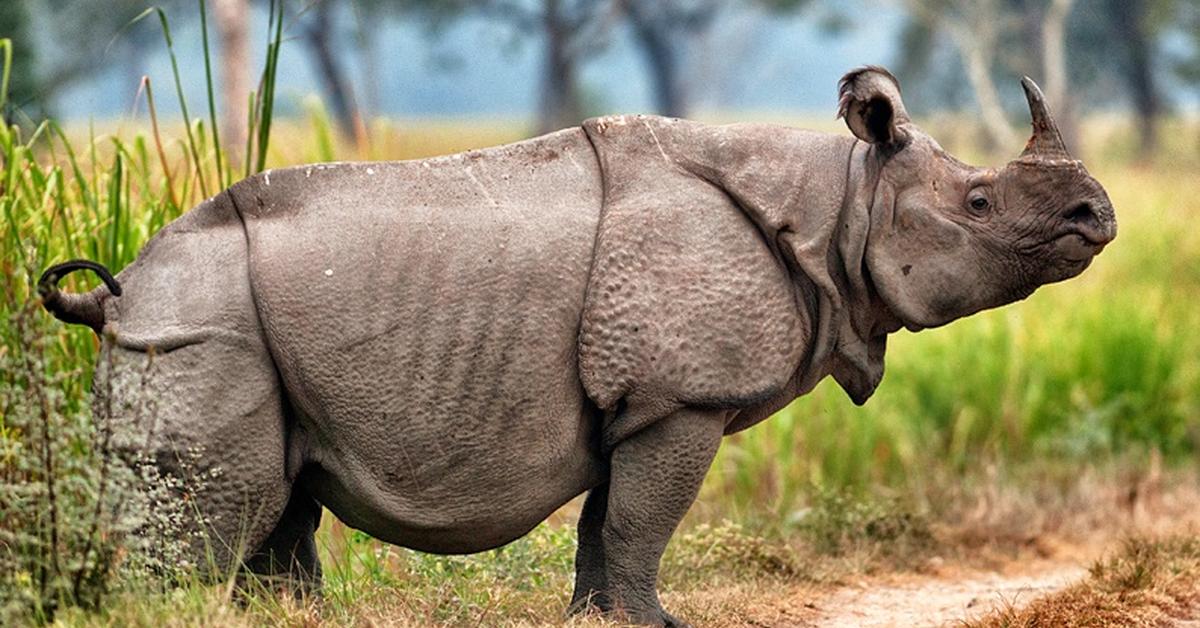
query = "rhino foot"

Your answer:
(567, 600), (688, 628)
